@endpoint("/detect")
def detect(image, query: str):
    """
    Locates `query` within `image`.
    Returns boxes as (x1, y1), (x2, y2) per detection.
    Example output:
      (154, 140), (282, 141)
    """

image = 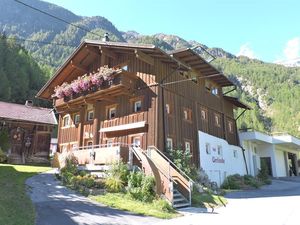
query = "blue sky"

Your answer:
(46, 0), (300, 63)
